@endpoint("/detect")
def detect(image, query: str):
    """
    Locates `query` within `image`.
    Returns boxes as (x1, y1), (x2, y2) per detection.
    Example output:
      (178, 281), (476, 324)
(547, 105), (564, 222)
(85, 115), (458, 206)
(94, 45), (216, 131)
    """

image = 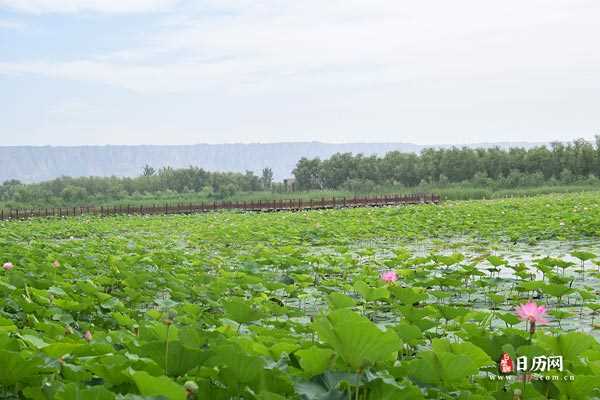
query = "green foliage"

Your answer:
(293, 138), (600, 190)
(0, 192), (599, 398)
(6, 137), (600, 208)
(313, 309), (401, 370)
